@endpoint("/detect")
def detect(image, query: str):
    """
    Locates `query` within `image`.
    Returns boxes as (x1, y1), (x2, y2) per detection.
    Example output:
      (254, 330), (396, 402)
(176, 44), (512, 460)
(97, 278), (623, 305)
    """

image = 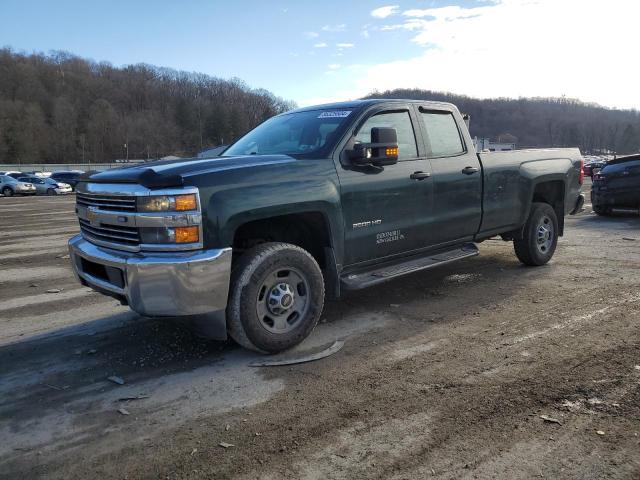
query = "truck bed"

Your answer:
(477, 148), (583, 238)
